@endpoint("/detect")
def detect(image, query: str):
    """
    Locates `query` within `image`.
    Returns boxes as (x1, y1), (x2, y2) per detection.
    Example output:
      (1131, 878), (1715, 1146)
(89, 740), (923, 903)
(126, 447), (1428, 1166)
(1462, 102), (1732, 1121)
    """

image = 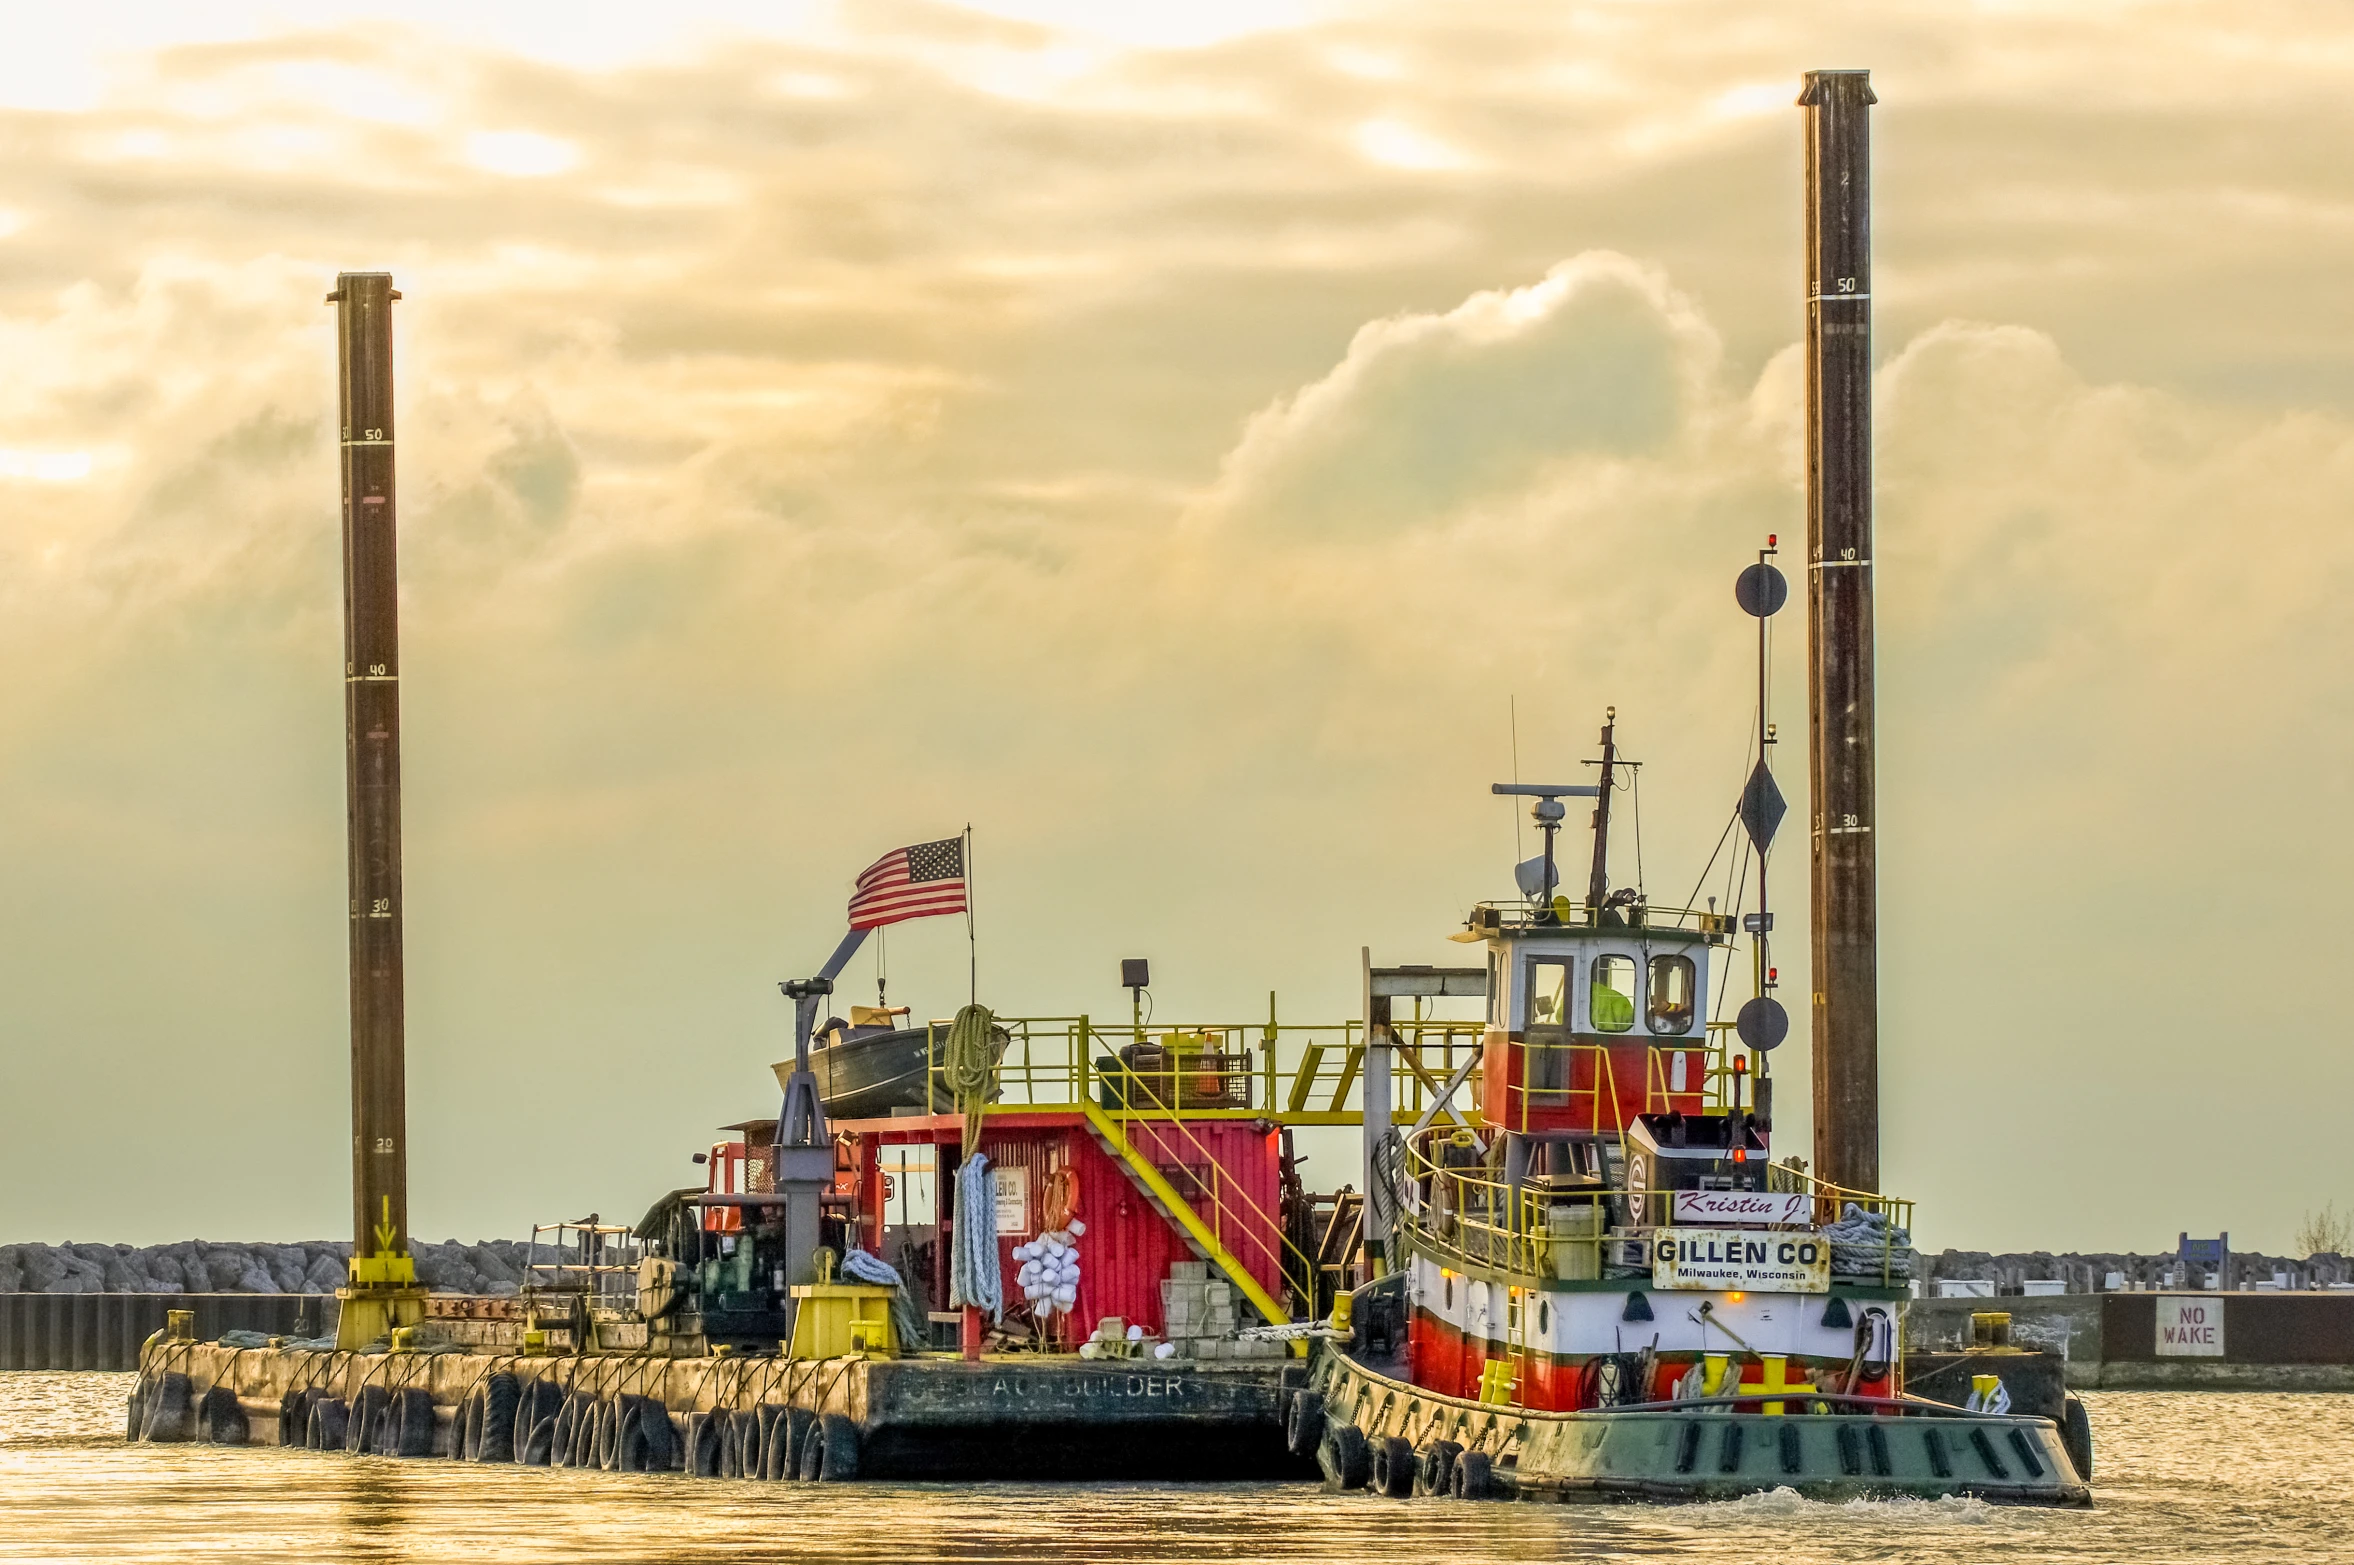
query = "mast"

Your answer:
(1585, 708), (1618, 915)
(1799, 70), (1881, 1194)
(328, 271), (424, 1346)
